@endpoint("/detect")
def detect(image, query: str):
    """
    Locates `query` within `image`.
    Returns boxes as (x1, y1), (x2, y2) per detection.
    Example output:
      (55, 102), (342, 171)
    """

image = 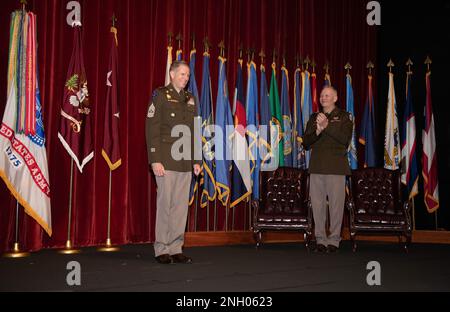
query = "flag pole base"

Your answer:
(97, 238), (120, 252)
(2, 243), (30, 258)
(58, 240), (81, 254)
